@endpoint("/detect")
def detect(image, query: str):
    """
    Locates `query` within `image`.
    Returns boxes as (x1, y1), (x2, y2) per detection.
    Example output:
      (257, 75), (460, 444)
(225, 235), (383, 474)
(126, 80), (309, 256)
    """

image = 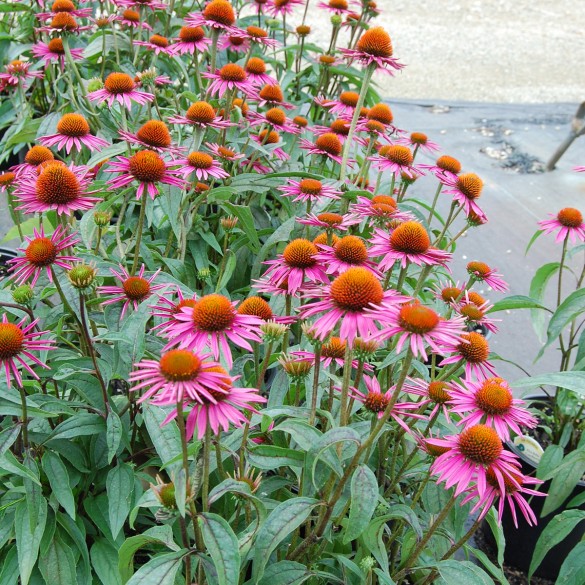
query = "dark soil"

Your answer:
(474, 525), (554, 585)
